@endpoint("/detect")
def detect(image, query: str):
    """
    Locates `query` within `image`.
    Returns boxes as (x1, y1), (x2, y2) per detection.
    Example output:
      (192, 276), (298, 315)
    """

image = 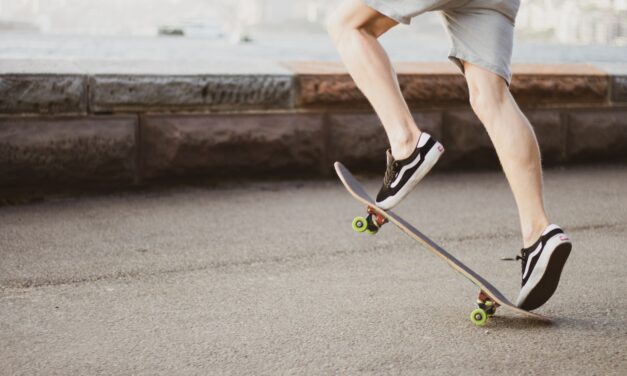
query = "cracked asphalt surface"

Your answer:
(1, 165), (626, 375)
